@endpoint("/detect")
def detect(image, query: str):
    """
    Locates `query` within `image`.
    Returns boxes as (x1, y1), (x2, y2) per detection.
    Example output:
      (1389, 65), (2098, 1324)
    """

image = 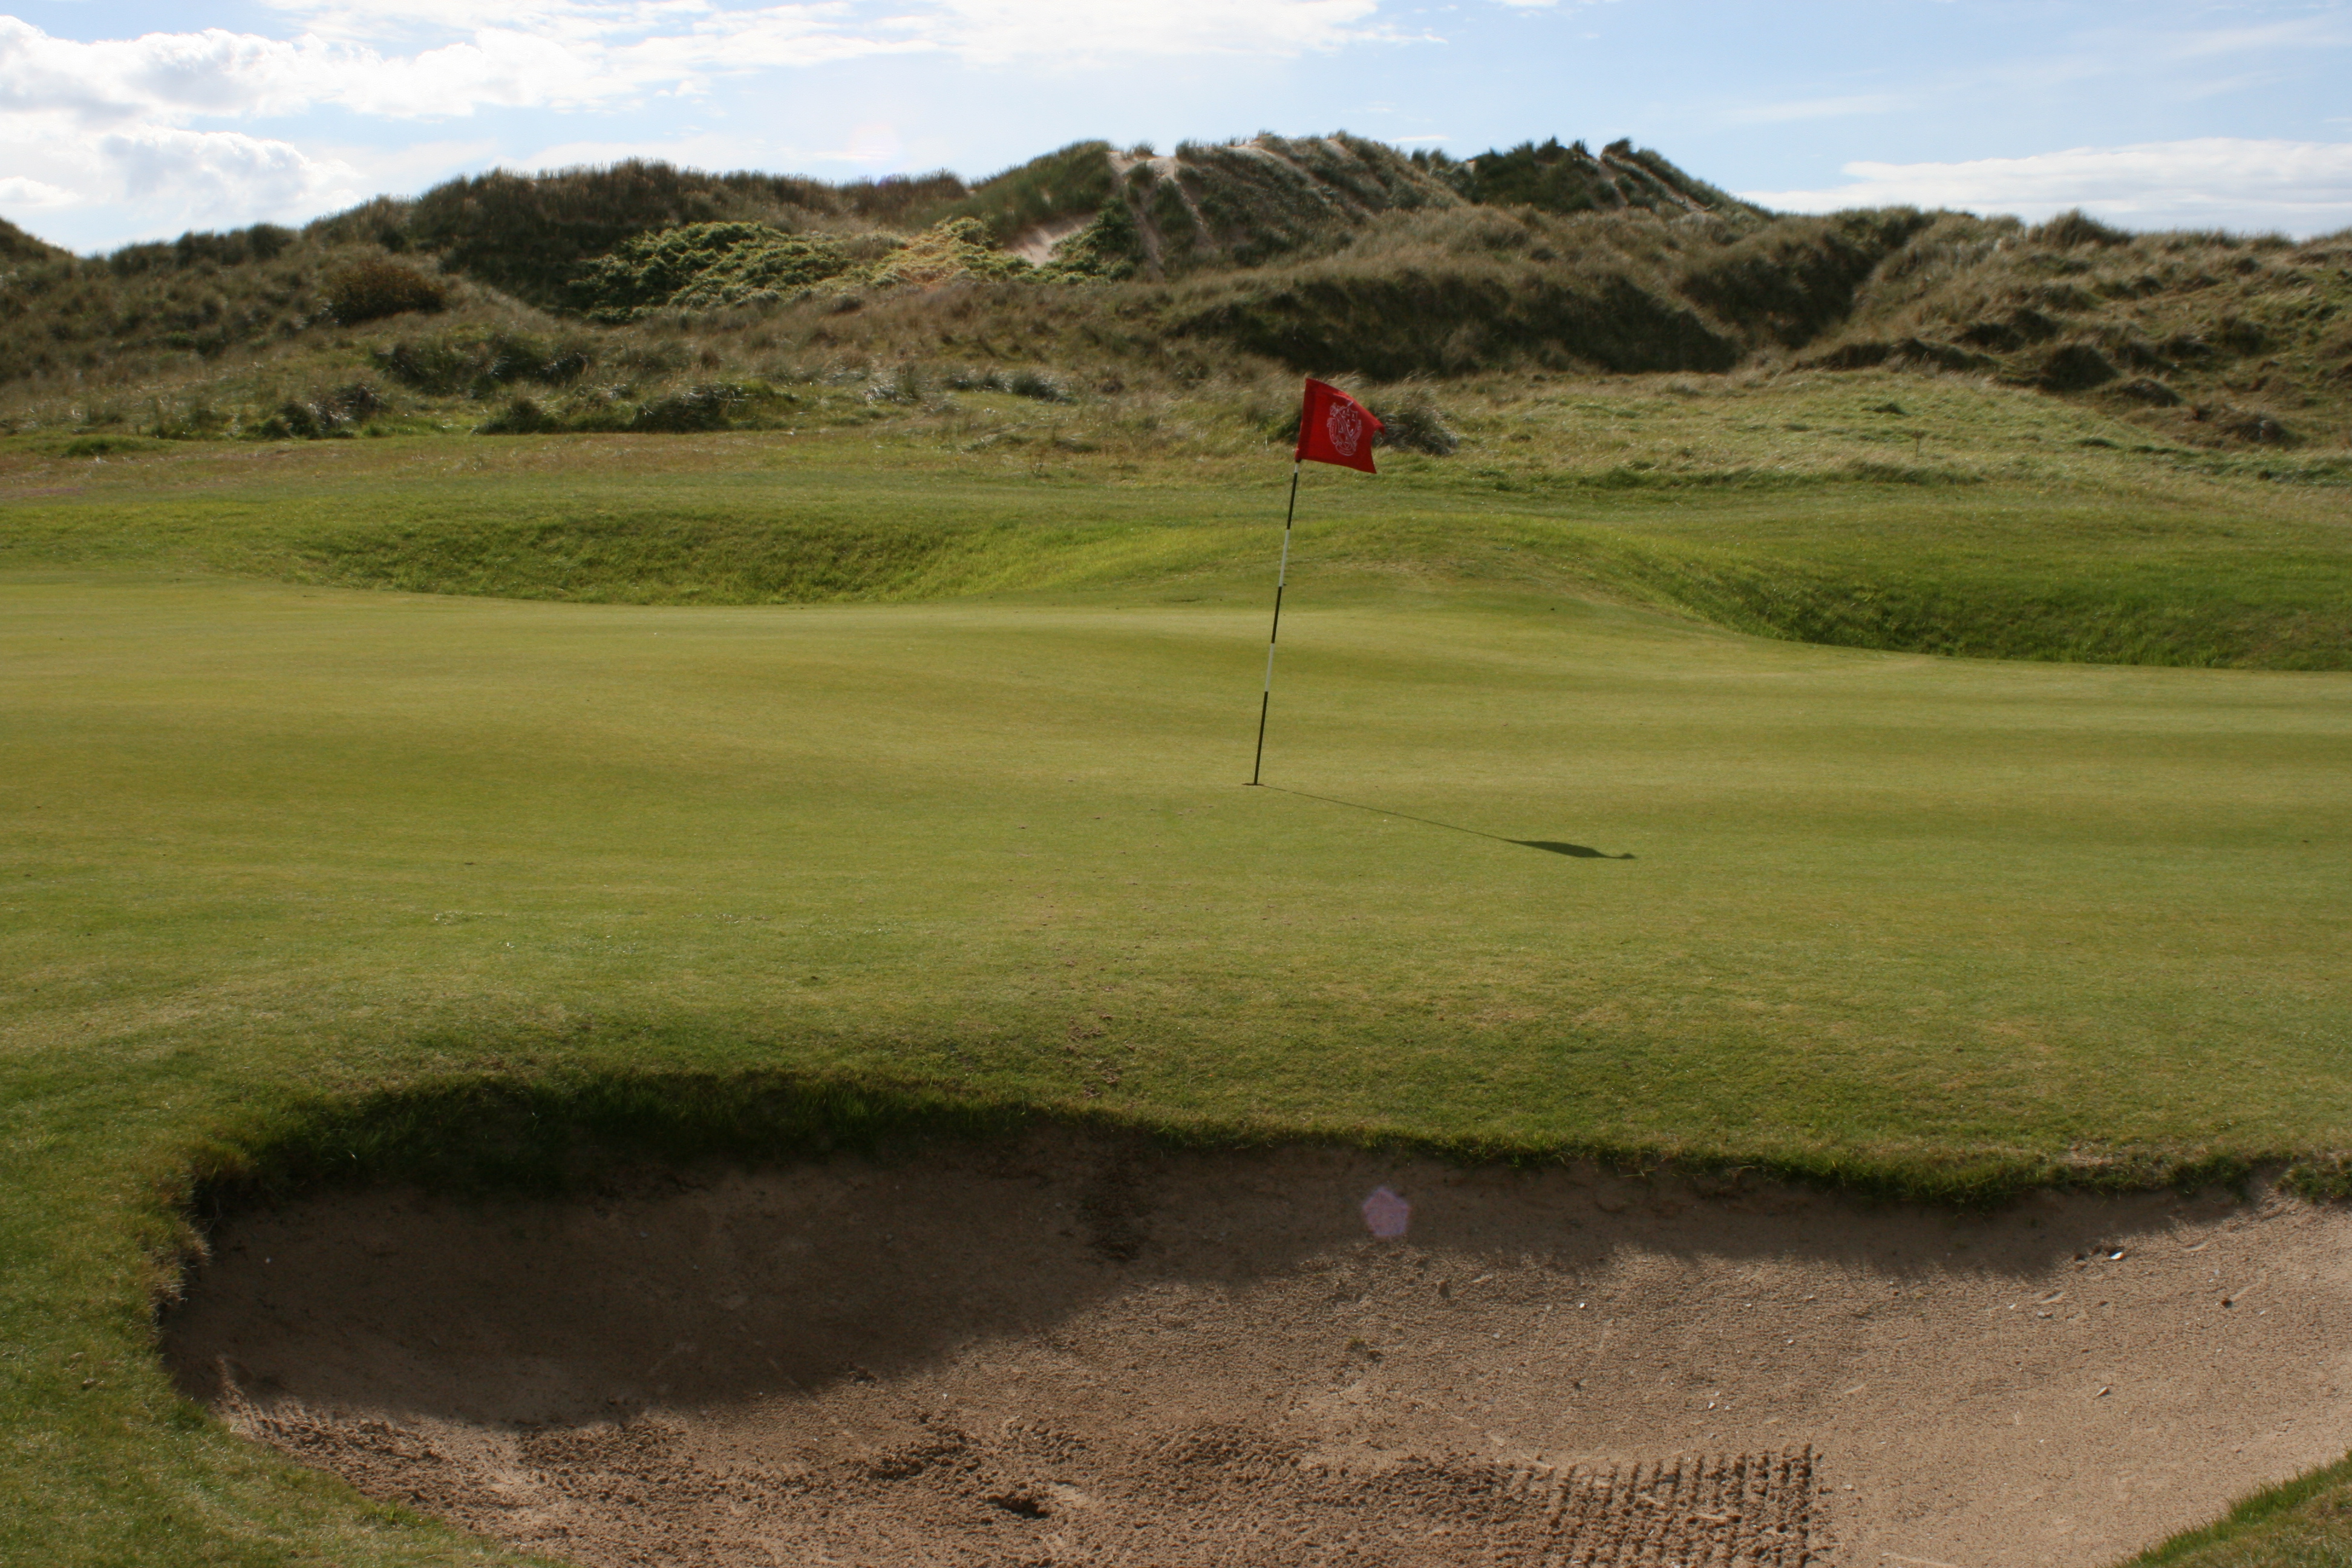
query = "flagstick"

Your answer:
(1250, 460), (1302, 786)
